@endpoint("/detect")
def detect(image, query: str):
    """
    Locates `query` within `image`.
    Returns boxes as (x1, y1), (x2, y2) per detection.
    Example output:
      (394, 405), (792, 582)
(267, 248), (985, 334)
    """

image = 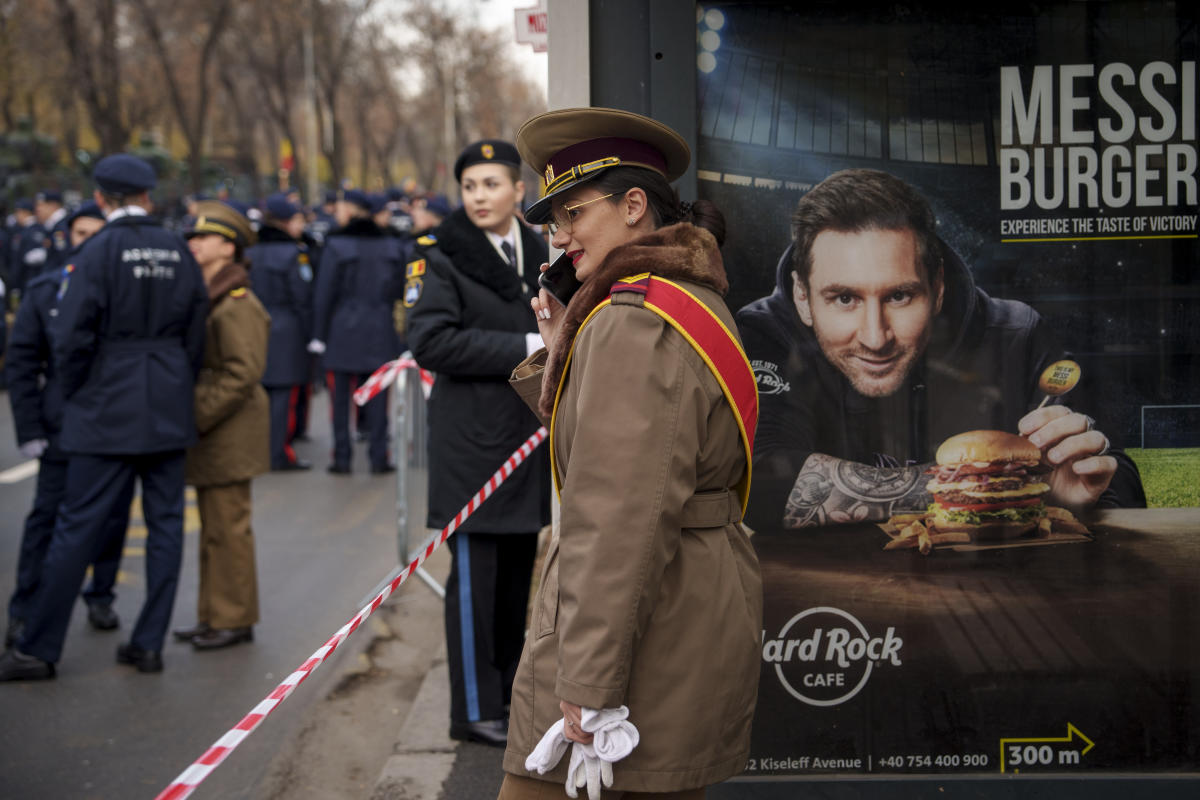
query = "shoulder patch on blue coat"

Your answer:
(403, 277), (423, 308)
